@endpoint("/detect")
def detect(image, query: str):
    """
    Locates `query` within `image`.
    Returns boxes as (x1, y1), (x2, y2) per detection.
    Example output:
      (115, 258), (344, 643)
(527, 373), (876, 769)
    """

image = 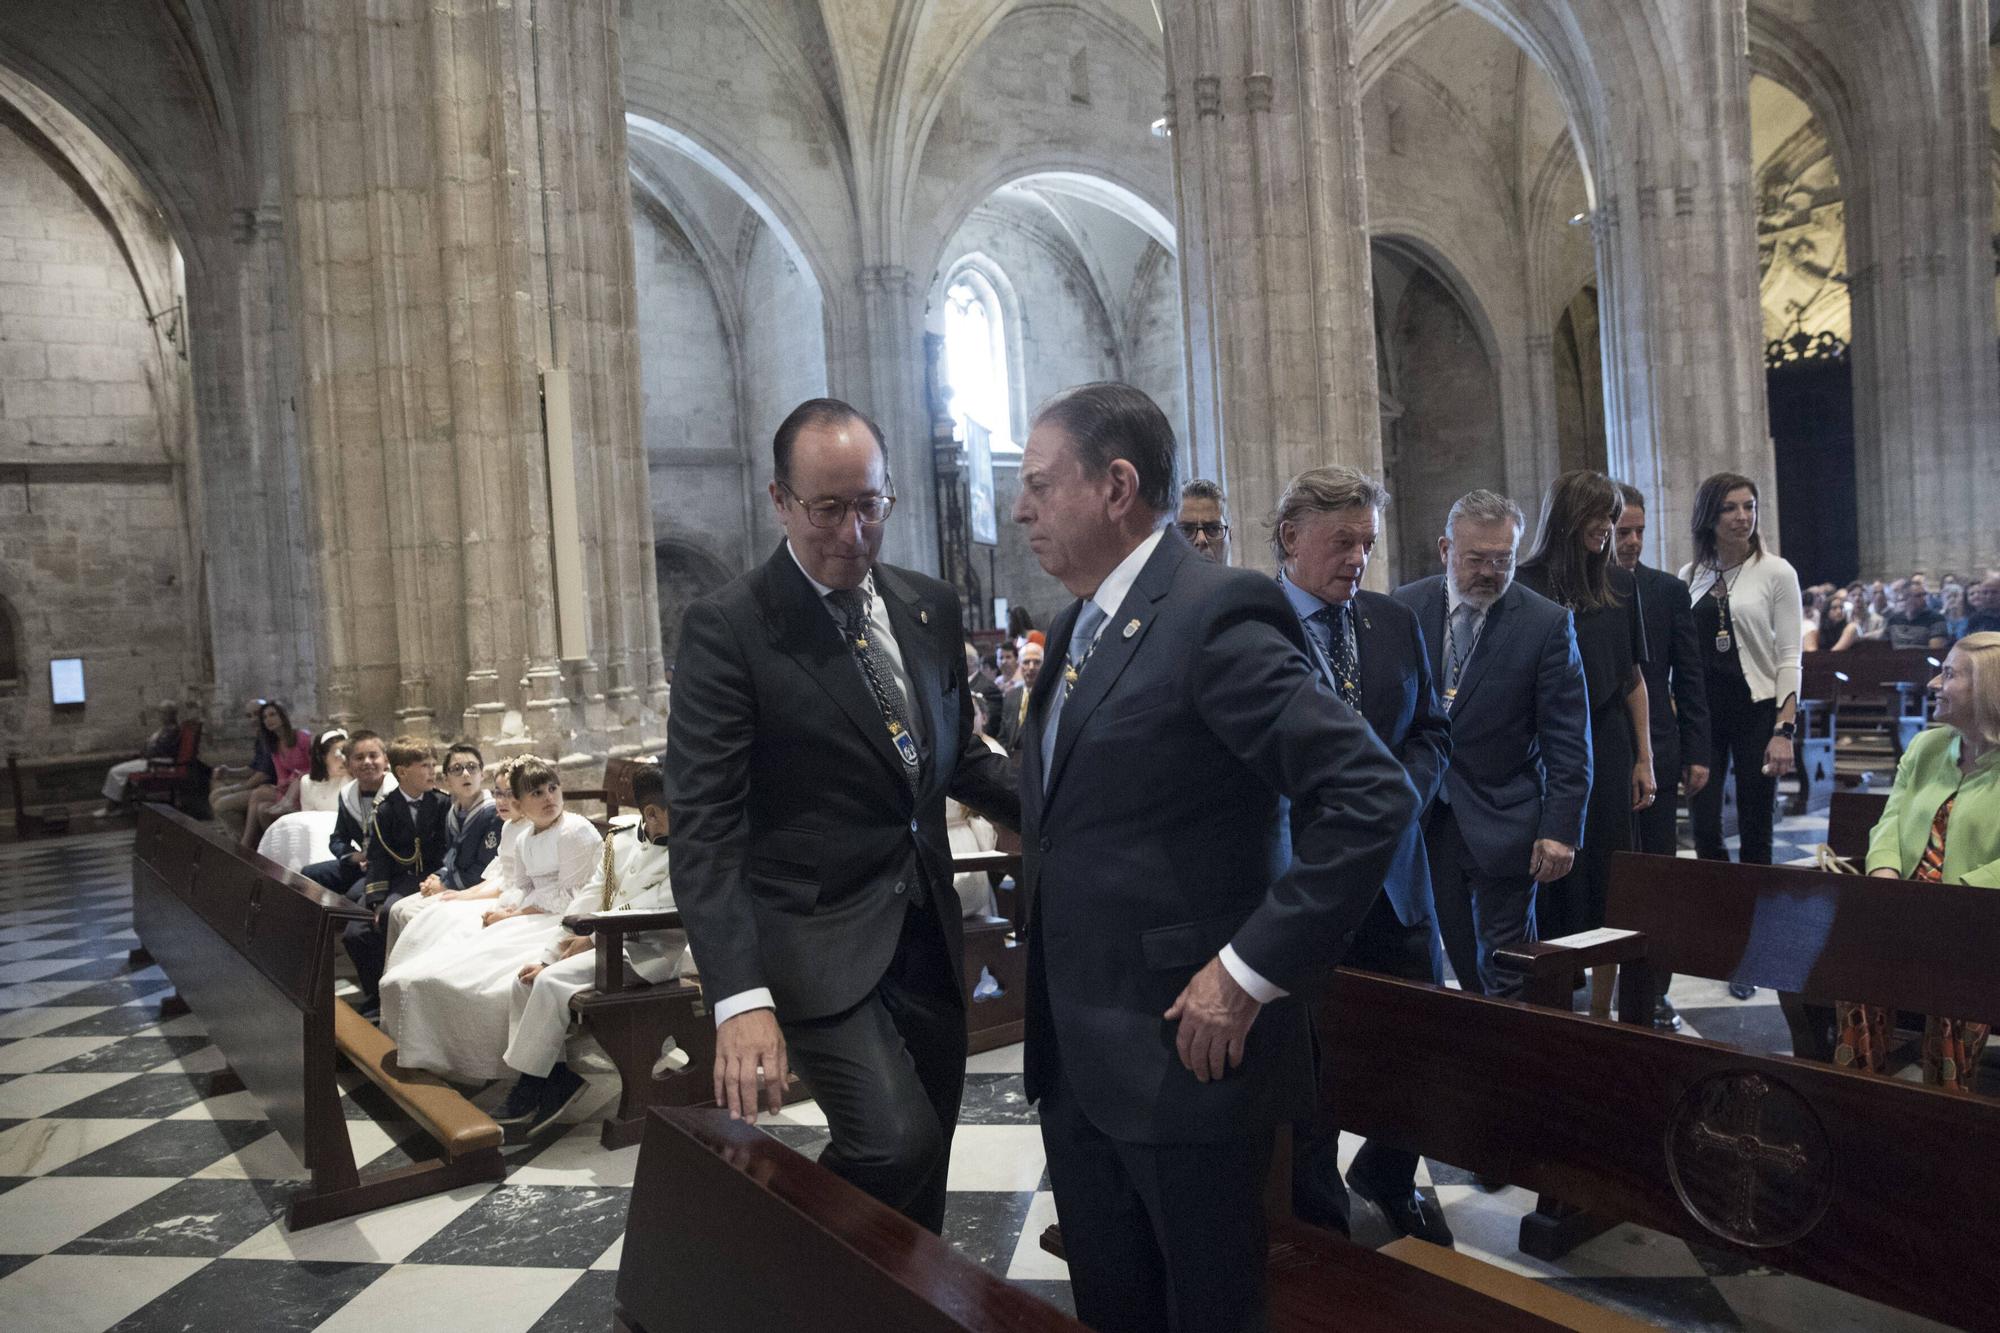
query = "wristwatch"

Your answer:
(1772, 721), (1797, 740)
